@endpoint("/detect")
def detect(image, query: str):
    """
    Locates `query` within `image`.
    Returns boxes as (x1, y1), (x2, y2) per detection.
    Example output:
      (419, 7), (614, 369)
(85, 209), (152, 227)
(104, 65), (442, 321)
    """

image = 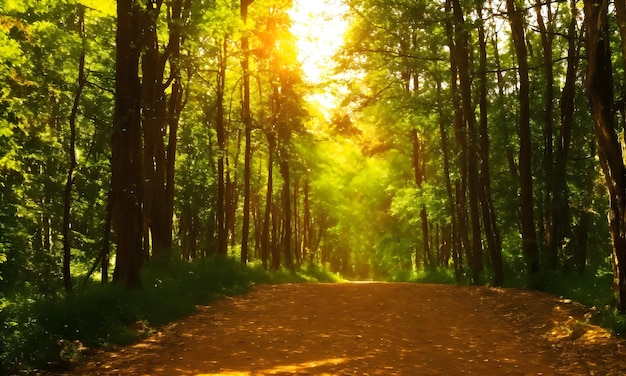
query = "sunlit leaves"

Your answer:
(78, 0), (115, 16)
